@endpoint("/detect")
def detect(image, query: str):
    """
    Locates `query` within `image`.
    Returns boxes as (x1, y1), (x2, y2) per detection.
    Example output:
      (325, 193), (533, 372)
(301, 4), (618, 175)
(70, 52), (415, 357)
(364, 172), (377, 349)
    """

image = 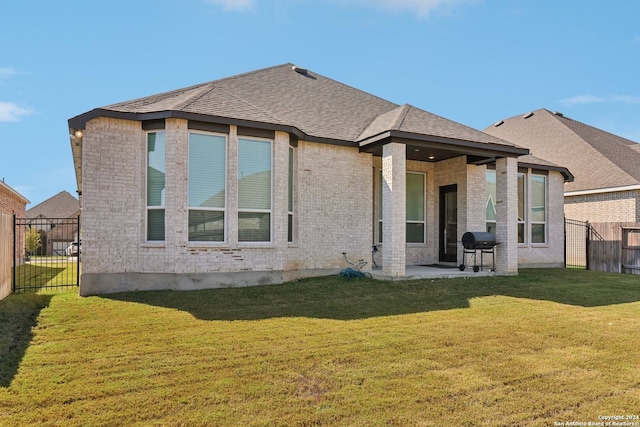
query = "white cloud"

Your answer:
(560, 94), (640, 107)
(203, 0), (255, 11)
(0, 68), (16, 79)
(202, 0), (468, 16)
(0, 102), (32, 122)
(344, 0), (471, 17)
